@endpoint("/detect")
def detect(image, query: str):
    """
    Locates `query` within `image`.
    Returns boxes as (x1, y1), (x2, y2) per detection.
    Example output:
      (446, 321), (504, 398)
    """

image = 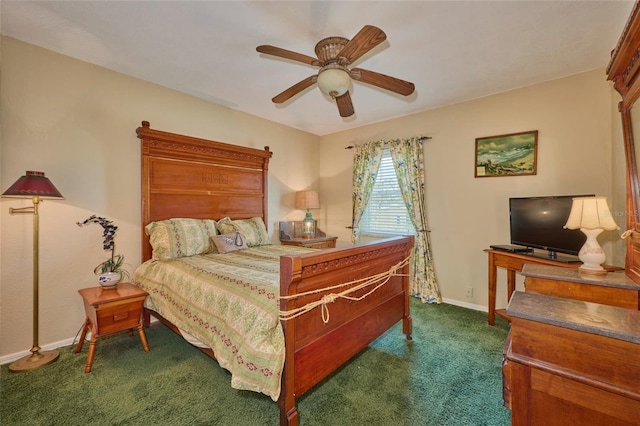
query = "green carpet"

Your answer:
(1, 299), (511, 425)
